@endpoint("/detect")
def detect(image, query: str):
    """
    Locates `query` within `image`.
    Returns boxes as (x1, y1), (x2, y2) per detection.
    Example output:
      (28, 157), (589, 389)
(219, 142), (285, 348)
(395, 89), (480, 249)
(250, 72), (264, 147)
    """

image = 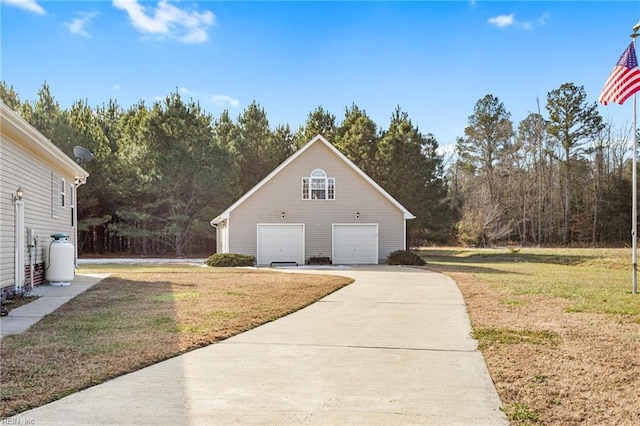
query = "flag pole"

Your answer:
(633, 21), (639, 295)
(600, 23), (640, 294)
